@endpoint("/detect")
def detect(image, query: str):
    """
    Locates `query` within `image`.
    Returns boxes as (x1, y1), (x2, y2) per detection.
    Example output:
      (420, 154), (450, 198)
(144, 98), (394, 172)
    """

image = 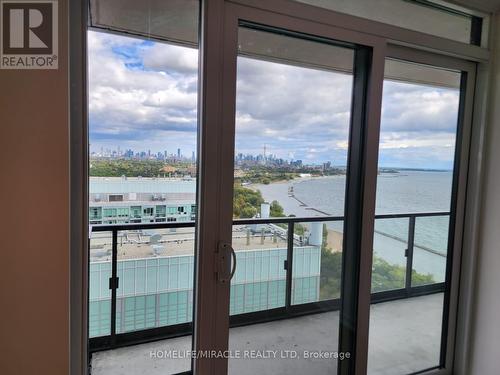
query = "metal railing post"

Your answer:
(110, 229), (118, 344)
(285, 222), (295, 311)
(405, 216), (416, 292)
